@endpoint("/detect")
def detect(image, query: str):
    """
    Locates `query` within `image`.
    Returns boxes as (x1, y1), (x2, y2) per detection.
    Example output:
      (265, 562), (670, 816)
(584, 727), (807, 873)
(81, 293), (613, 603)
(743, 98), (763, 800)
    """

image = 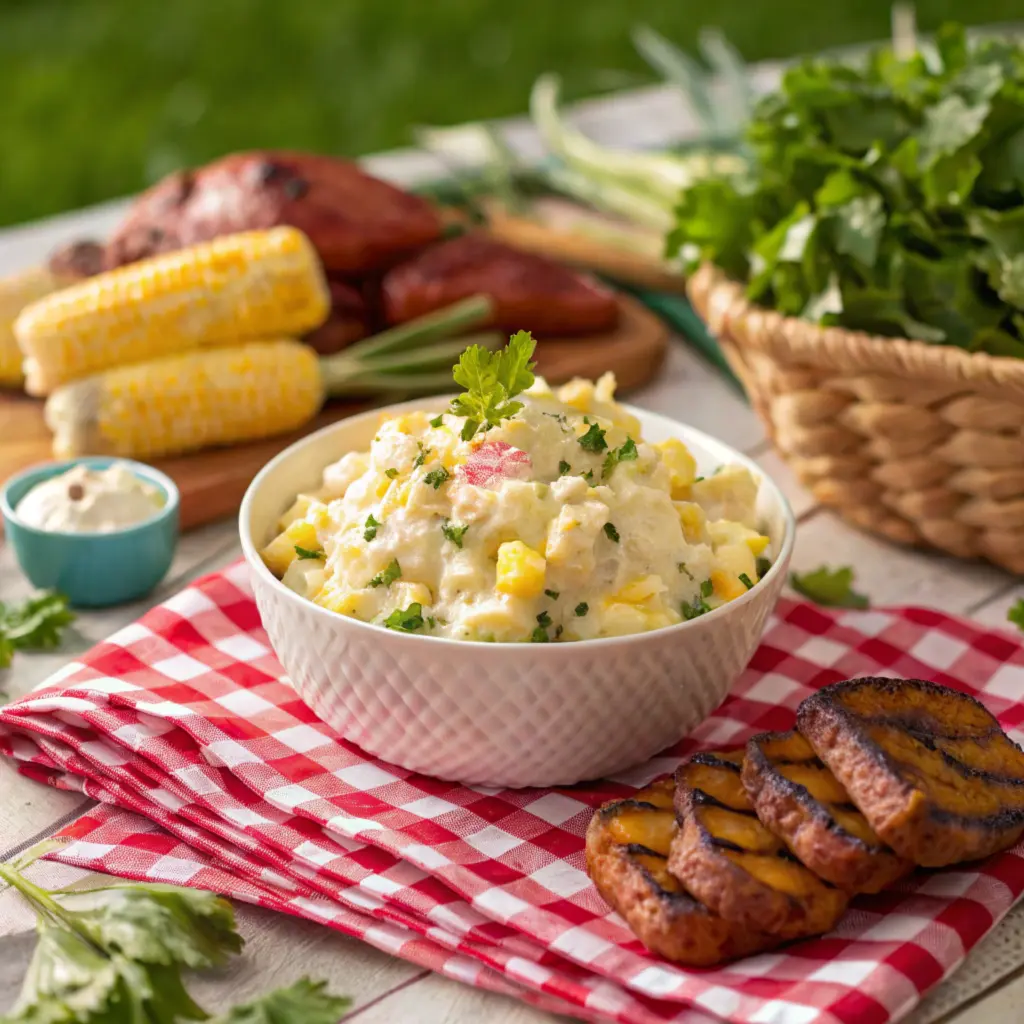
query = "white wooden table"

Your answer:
(4, 82), (1024, 1024)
